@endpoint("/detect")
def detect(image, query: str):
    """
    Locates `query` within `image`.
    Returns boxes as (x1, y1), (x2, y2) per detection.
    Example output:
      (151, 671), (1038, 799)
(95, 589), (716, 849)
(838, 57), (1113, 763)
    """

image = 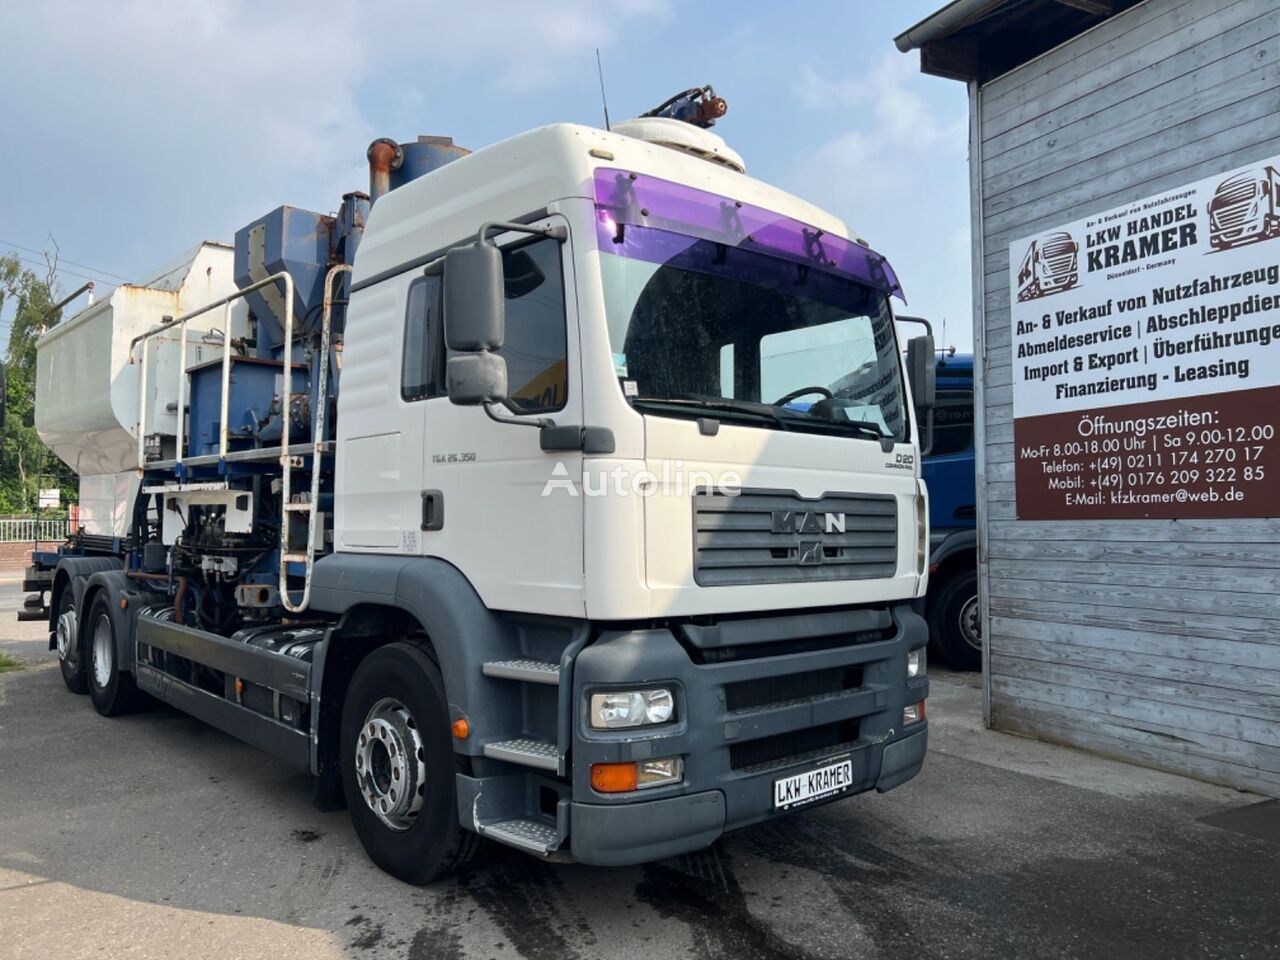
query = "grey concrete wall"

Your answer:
(970, 0), (1280, 795)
